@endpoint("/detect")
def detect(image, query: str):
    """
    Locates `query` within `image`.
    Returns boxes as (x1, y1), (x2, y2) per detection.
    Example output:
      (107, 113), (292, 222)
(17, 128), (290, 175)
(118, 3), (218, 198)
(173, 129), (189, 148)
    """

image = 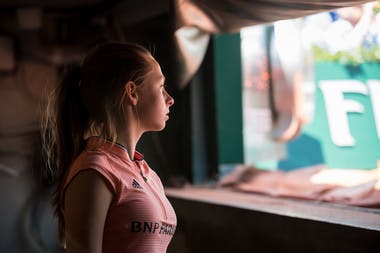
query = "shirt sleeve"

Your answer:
(60, 151), (121, 209)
